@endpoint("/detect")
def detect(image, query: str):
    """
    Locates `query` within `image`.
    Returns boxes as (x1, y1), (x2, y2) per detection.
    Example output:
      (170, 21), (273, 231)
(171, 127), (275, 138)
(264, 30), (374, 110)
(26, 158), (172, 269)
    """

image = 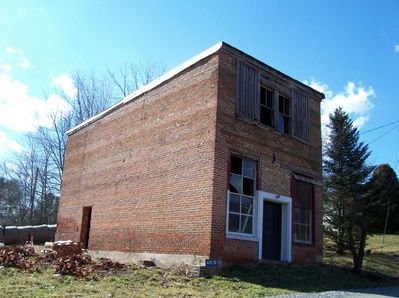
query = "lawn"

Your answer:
(0, 234), (398, 298)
